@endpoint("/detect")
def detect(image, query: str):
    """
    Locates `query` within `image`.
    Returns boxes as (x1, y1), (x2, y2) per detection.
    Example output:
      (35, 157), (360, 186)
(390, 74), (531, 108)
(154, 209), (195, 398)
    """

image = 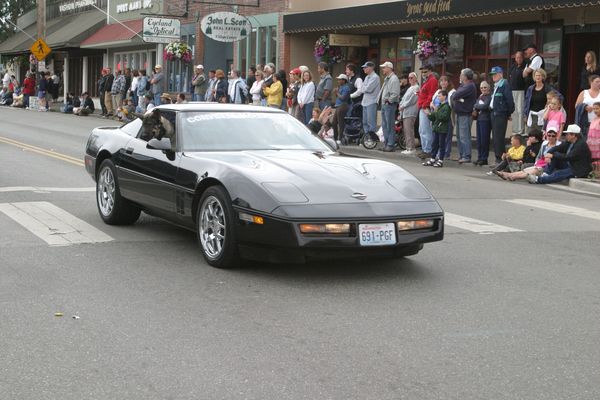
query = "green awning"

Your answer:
(0, 10), (105, 54)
